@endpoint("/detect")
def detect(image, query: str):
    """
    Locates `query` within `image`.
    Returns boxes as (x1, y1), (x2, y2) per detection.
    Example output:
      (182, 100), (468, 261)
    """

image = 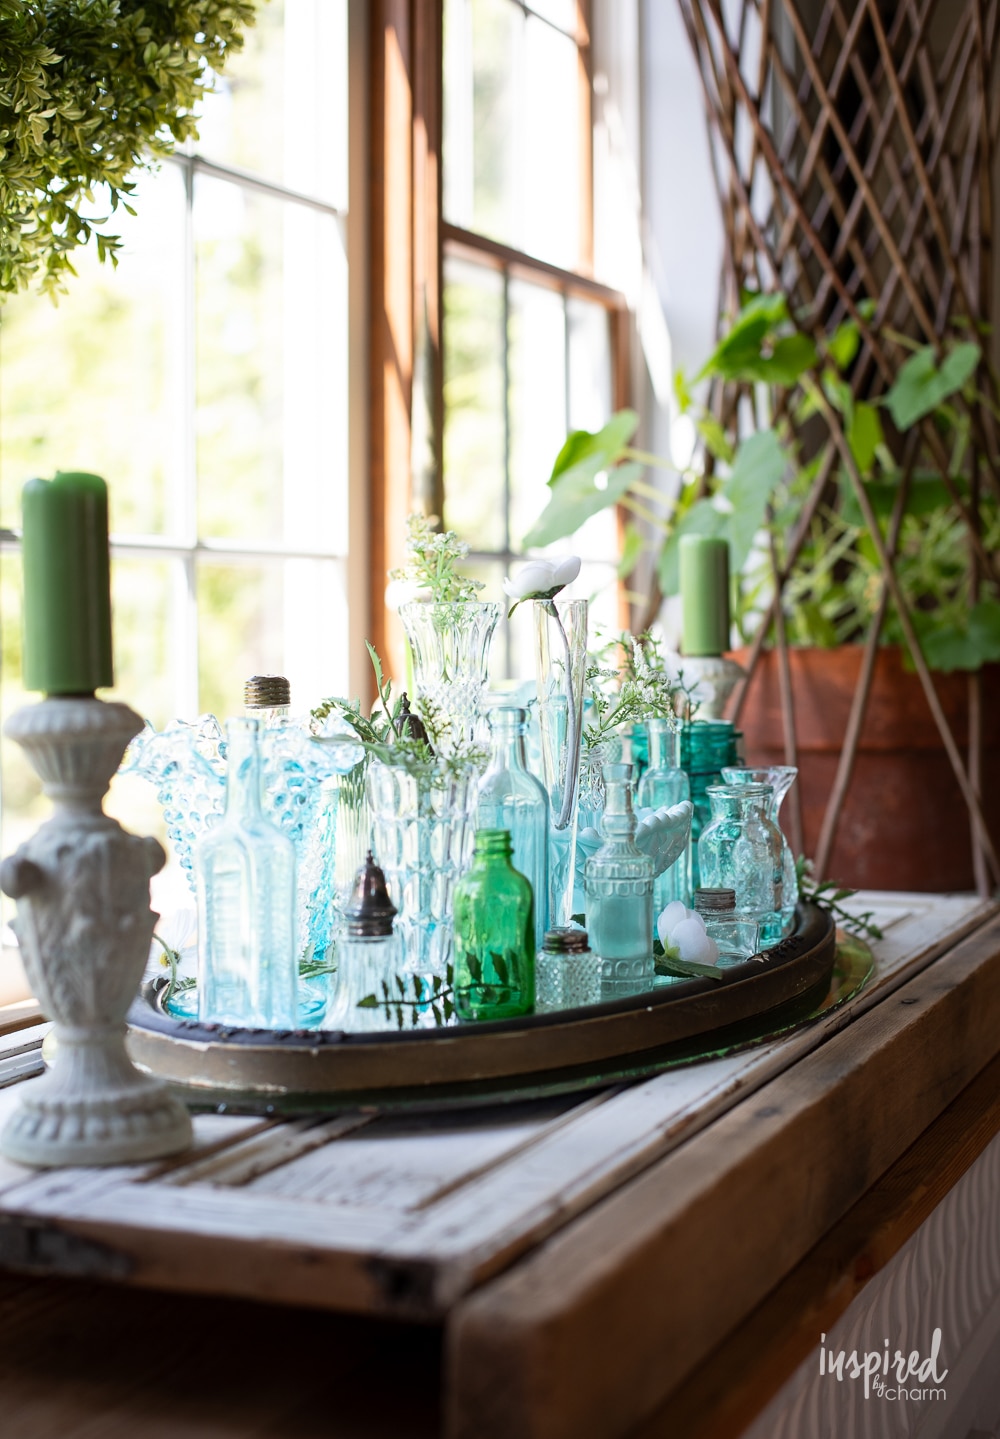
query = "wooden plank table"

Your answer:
(0, 891), (998, 1438)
